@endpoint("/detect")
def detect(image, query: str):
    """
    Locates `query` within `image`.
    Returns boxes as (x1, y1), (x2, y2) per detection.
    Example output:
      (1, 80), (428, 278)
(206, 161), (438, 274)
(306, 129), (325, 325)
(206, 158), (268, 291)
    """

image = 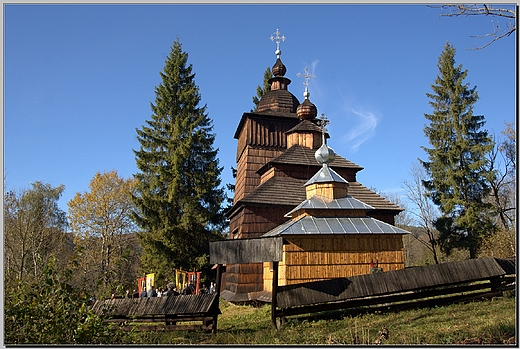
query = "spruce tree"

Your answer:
(132, 39), (226, 280)
(251, 67), (272, 111)
(421, 42), (495, 259)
